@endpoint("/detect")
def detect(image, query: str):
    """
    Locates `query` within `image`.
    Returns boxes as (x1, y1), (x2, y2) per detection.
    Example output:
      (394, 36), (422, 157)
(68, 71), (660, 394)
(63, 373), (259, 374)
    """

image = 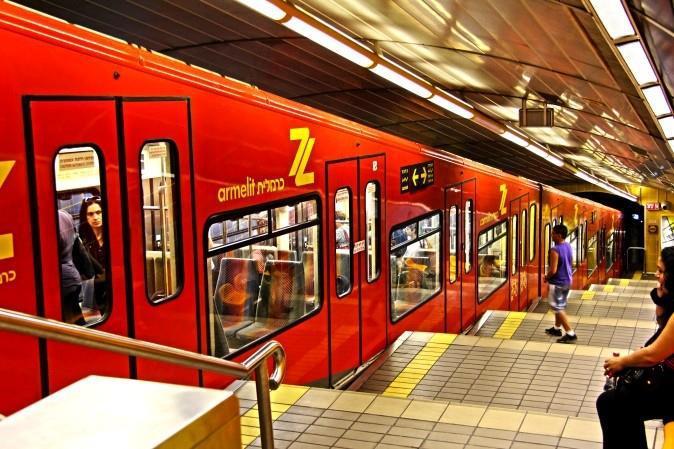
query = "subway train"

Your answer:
(0, 2), (623, 415)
